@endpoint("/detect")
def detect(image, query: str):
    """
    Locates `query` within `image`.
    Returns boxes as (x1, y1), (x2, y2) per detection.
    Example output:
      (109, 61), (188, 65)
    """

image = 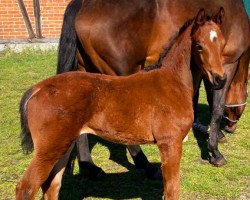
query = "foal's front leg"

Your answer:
(157, 139), (182, 200)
